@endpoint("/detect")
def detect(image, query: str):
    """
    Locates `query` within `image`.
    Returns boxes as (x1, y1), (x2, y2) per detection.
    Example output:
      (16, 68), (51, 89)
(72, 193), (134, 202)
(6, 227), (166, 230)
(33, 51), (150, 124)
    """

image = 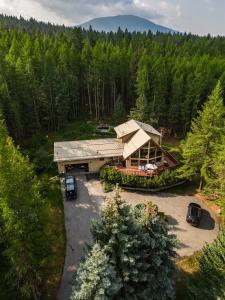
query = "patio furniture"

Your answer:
(145, 163), (158, 171)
